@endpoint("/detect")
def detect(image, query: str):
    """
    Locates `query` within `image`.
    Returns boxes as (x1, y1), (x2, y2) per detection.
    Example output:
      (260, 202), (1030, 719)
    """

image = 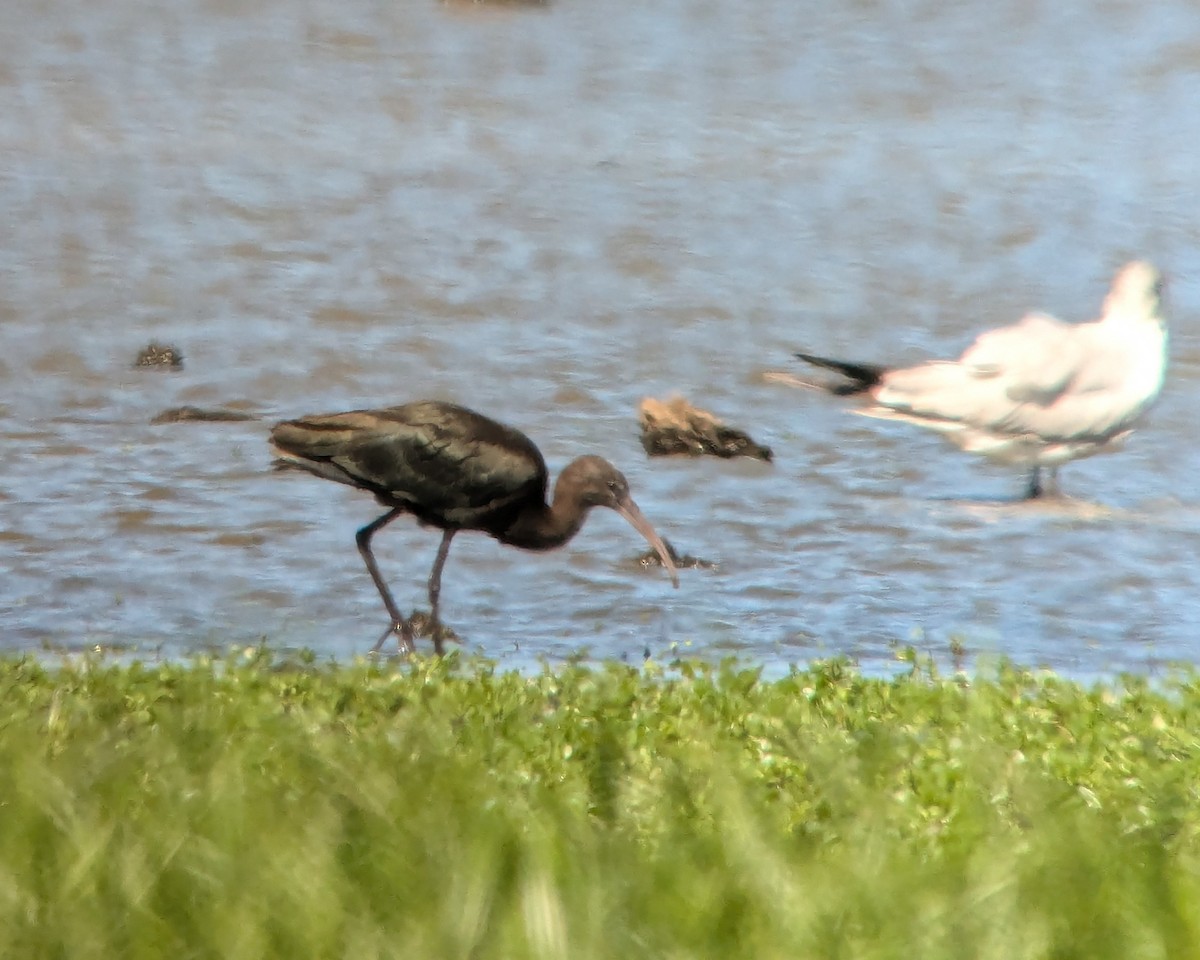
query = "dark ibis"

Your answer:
(270, 400), (679, 654)
(793, 261), (1167, 499)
